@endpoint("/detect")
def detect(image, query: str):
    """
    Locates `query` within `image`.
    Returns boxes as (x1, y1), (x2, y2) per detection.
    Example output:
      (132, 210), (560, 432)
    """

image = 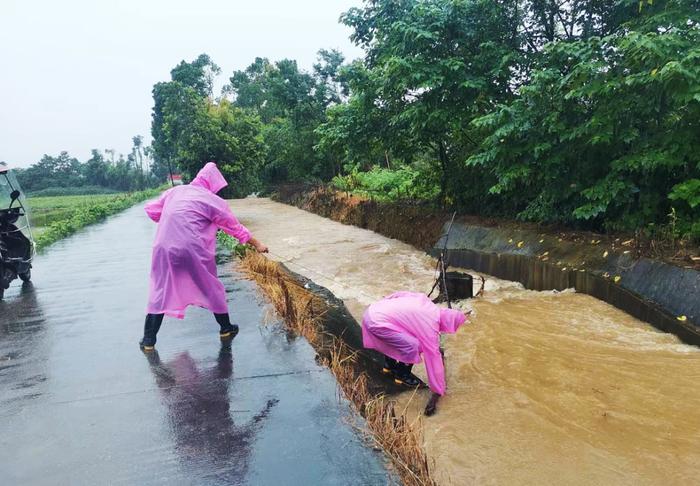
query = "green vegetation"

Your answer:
(29, 194), (127, 228)
(32, 188), (164, 250)
(331, 167), (439, 202)
(150, 0), (700, 241)
(28, 186), (120, 198)
(16, 136), (168, 196)
(29, 194), (126, 210)
(150, 52), (338, 197)
(216, 231), (250, 258)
